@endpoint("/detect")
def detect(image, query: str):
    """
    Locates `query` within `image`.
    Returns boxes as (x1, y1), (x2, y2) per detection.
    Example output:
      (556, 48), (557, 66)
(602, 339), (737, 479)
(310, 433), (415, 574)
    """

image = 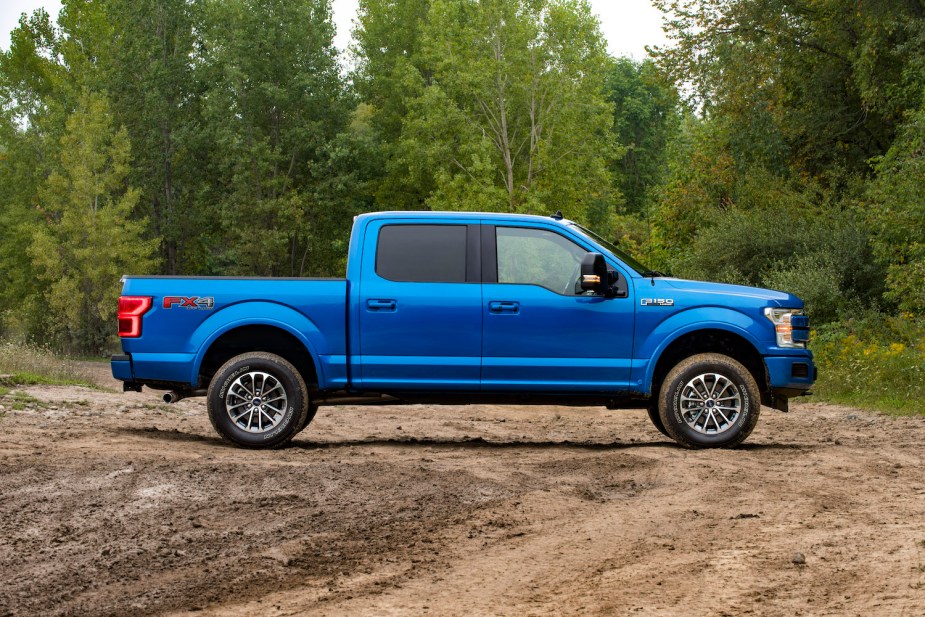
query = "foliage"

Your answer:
(652, 0), (925, 183)
(658, 166), (884, 323)
(357, 0), (618, 230)
(605, 58), (680, 215)
(104, 0), (205, 274)
(812, 313), (925, 414)
(867, 102), (925, 314)
(29, 92), (158, 355)
(197, 0), (359, 276)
